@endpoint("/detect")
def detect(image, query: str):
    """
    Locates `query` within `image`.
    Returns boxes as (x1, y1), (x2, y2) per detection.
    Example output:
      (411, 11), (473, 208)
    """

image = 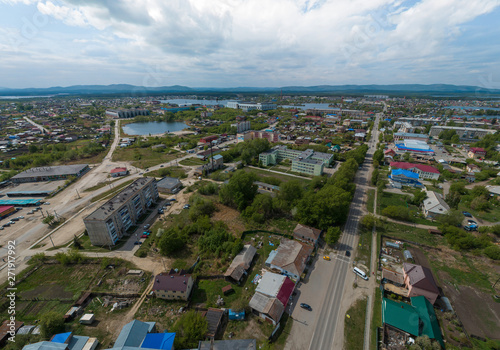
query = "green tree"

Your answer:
(277, 180), (303, 210)
(158, 228), (187, 256)
(219, 170), (257, 211)
(437, 210), (462, 227)
(173, 311), (208, 349)
(40, 312), (65, 339)
(28, 144), (38, 153)
(360, 214), (376, 230)
(325, 226), (342, 246)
